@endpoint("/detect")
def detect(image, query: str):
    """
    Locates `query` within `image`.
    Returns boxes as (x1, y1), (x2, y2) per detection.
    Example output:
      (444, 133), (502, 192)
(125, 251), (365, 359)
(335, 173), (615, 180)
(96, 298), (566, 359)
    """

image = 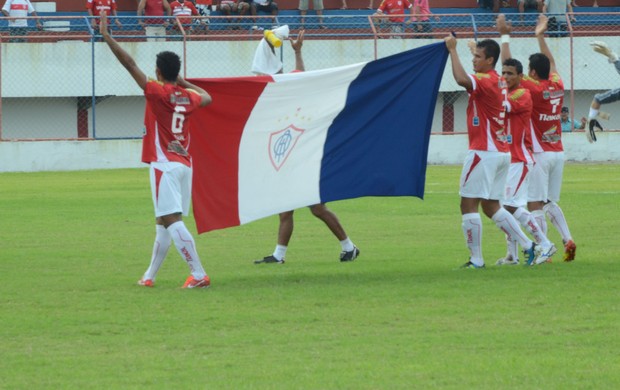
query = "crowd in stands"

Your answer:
(0, 0), (615, 37)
